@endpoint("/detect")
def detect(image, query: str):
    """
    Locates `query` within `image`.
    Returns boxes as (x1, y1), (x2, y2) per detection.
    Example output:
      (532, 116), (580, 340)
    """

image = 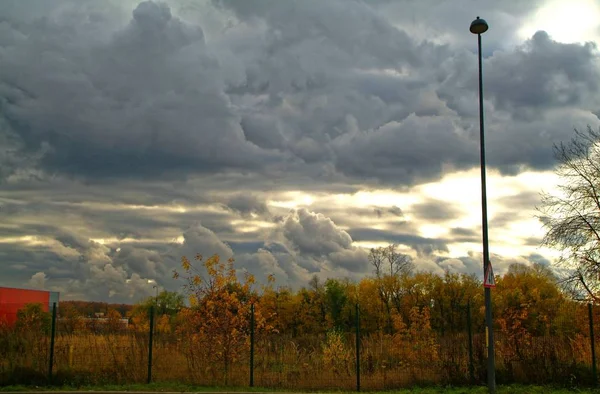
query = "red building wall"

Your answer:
(0, 287), (51, 326)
